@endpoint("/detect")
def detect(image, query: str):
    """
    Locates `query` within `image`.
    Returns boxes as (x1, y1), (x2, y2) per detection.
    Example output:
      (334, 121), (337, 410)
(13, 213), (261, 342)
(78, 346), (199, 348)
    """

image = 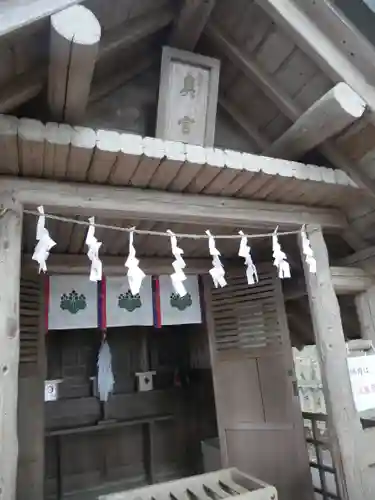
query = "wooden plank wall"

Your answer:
(44, 325), (217, 497)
